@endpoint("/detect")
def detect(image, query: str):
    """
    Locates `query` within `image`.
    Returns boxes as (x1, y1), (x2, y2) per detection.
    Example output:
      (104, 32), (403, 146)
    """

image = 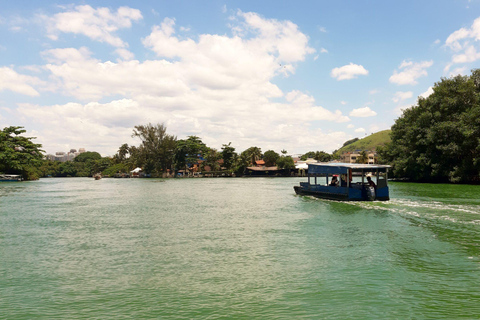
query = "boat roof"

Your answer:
(308, 162), (391, 174)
